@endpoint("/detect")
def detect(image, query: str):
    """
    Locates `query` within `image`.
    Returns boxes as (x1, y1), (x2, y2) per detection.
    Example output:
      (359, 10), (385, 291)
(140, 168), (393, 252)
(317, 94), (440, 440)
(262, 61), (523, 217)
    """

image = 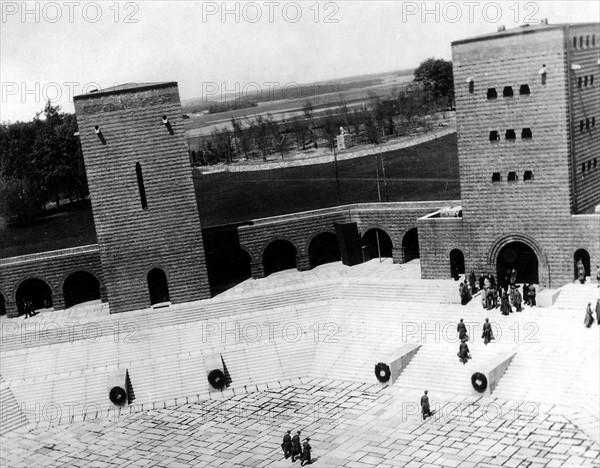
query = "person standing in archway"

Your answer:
(577, 258), (586, 284)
